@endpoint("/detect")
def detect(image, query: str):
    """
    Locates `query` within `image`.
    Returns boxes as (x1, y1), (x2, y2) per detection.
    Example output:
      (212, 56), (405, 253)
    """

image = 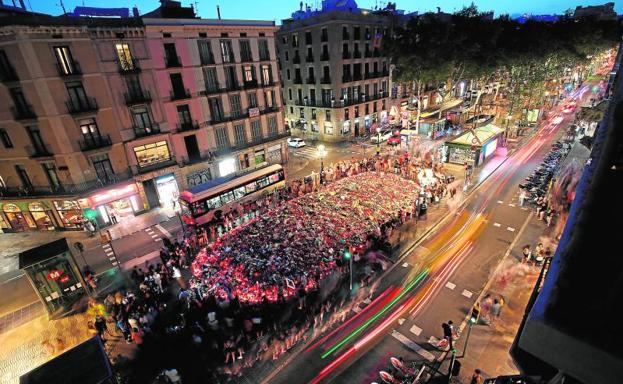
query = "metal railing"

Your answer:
(133, 122), (161, 138)
(56, 61), (82, 77)
(170, 88), (191, 101)
(123, 89), (152, 106)
(117, 58), (141, 74)
(0, 168), (134, 198)
(66, 97), (98, 115)
(176, 120), (200, 132)
(79, 134), (112, 151)
(10, 105), (36, 120)
(165, 54), (182, 68)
